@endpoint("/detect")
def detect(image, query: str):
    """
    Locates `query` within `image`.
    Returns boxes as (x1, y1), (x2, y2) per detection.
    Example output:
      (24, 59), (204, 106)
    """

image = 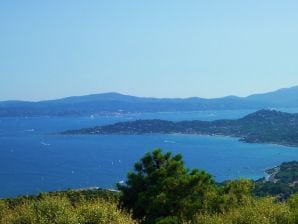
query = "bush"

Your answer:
(288, 193), (298, 223)
(76, 199), (138, 224)
(30, 196), (77, 224)
(194, 197), (291, 224)
(0, 194), (138, 224)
